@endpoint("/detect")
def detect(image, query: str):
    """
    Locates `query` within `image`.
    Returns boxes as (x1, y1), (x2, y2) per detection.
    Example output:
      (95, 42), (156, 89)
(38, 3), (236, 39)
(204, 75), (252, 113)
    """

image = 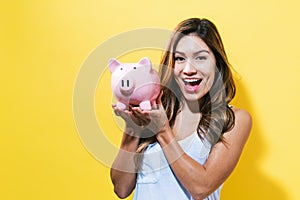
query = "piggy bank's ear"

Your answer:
(138, 57), (152, 71)
(108, 58), (121, 73)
